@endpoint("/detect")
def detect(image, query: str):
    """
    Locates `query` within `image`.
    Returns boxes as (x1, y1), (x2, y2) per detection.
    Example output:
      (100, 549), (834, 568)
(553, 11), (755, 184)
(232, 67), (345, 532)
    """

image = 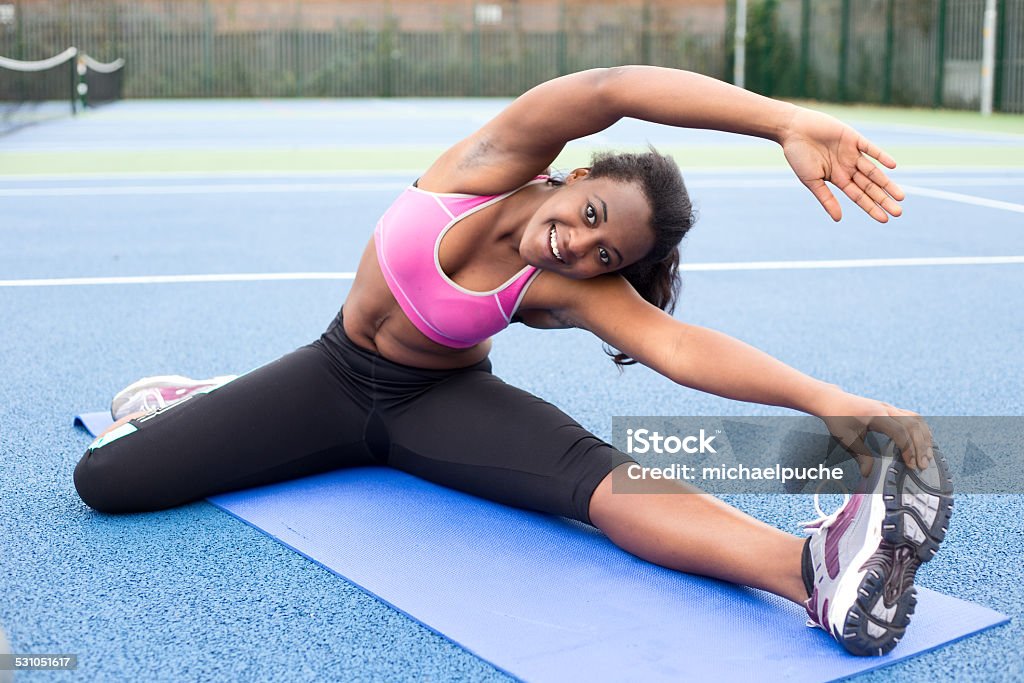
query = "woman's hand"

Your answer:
(812, 387), (934, 475)
(780, 107), (906, 224)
